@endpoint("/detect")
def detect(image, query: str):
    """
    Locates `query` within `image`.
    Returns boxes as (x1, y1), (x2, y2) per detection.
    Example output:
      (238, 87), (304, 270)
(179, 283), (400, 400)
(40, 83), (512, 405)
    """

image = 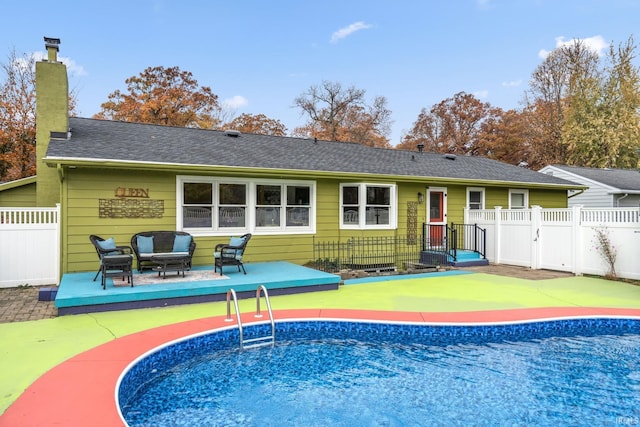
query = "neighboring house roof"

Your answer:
(45, 117), (582, 189)
(0, 175), (36, 191)
(542, 165), (640, 193)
